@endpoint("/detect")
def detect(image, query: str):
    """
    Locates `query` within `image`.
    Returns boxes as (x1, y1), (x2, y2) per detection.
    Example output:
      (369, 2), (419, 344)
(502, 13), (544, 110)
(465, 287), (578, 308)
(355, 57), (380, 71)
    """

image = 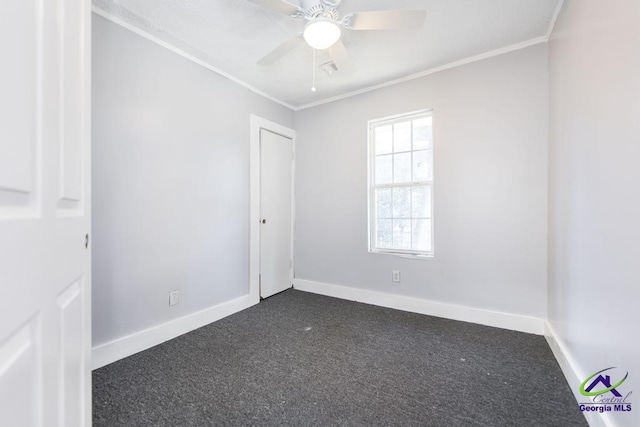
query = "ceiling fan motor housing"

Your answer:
(301, 0), (341, 20)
